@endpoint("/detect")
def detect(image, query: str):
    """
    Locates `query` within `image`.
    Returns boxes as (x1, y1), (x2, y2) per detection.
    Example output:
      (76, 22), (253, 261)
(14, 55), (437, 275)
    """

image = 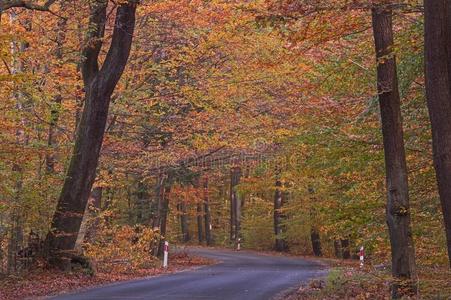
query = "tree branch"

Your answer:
(80, 0), (108, 88)
(0, 0), (57, 12)
(98, 1), (137, 96)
